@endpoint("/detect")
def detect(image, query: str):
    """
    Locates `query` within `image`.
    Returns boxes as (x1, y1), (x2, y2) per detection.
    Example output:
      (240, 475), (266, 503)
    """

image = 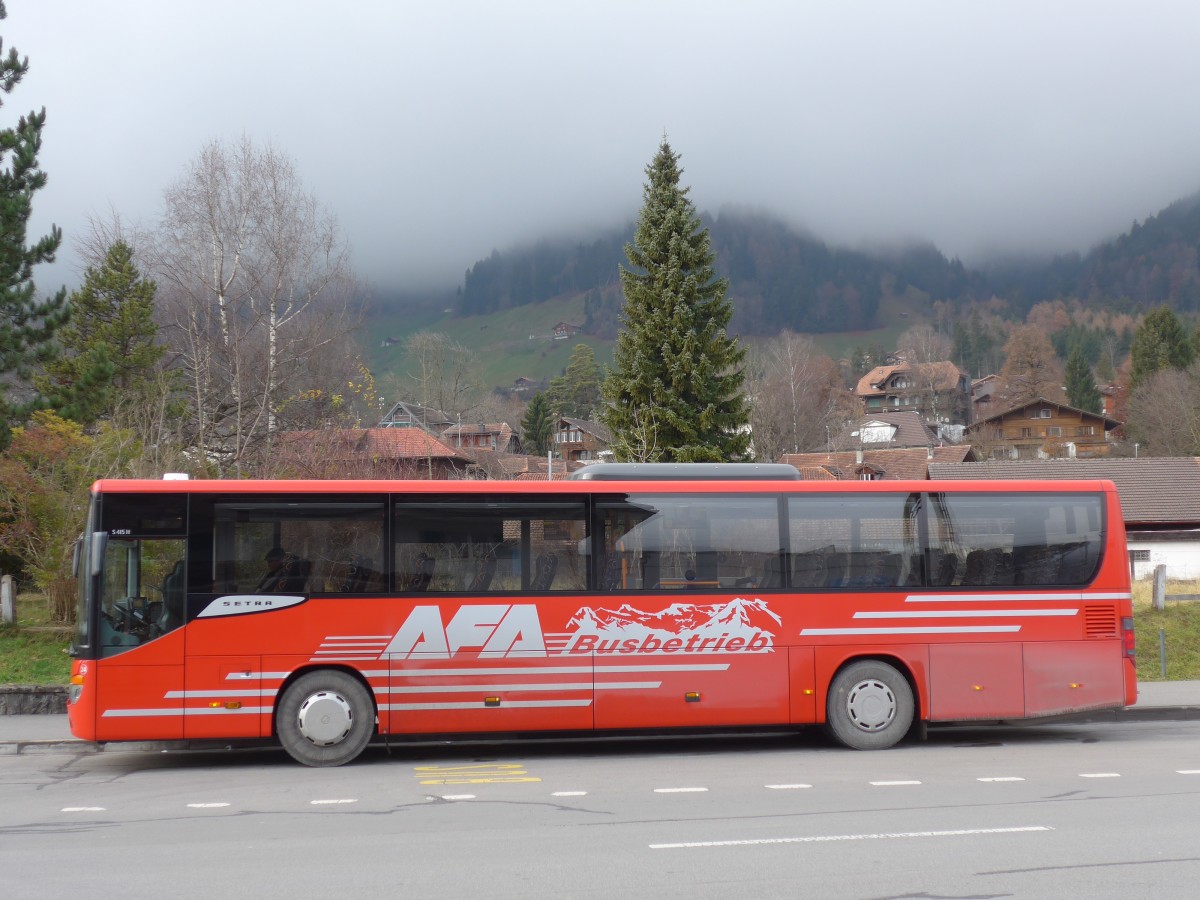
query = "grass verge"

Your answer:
(0, 594), (72, 685)
(1133, 578), (1200, 682)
